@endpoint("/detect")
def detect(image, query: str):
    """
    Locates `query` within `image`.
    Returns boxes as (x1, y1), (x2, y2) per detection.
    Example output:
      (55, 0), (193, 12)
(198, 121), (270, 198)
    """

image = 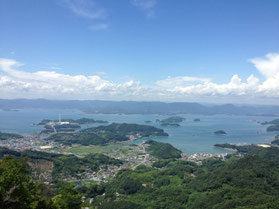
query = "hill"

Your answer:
(88, 146), (279, 208)
(0, 147), (121, 181)
(0, 131), (23, 140)
(47, 123), (168, 146)
(267, 125), (279, 132)
(145, 140), (182, 159)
